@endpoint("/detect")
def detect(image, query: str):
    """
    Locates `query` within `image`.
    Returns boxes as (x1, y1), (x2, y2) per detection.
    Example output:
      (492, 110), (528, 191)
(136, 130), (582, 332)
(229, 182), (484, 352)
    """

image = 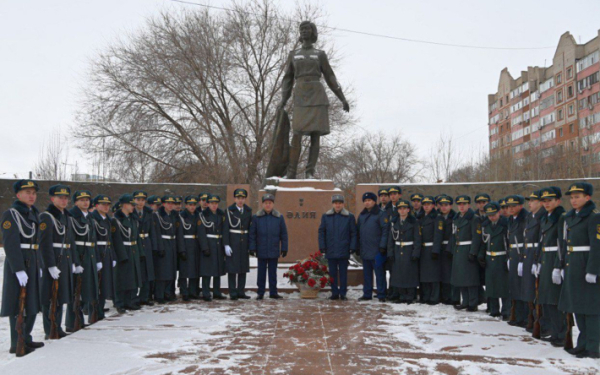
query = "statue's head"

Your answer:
(299, 21), (318, 44)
